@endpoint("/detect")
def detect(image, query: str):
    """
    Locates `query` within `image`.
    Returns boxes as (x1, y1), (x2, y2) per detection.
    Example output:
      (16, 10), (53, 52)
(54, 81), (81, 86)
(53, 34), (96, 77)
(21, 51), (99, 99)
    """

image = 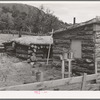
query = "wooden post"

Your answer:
(46, 29), (54, 65)
(95, 59), (98, 83)
(62, 60), (65, 78)
(60, 54), (65, 79)
(68, 59), (72, 78)
(47, 44), (51, 65)
(81, 73), (87, 90)
(40, 71), (44, 82)
(95, 59), (98, 74)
